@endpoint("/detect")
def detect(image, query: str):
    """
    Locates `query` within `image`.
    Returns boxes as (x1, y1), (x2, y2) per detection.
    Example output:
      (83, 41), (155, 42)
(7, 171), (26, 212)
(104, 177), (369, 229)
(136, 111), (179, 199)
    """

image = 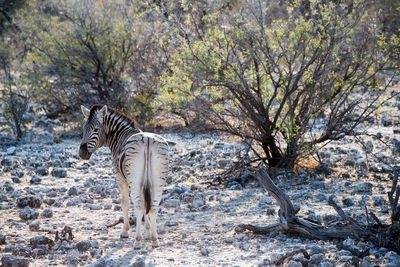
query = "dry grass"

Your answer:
(294, 157), (319, 173)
